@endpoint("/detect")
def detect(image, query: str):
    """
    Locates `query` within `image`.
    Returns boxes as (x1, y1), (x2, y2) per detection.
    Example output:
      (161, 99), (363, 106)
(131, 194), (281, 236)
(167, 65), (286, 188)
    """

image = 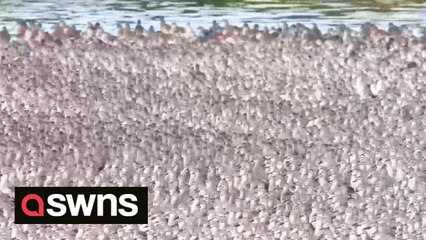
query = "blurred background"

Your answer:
(0, 0), (425, 35)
